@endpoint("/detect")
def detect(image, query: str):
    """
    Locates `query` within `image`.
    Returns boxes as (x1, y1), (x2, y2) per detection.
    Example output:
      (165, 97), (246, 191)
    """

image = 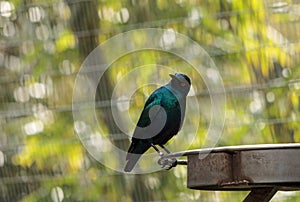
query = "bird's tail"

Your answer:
(124, 142), (150, 172)
(124, 153), (141, 172)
